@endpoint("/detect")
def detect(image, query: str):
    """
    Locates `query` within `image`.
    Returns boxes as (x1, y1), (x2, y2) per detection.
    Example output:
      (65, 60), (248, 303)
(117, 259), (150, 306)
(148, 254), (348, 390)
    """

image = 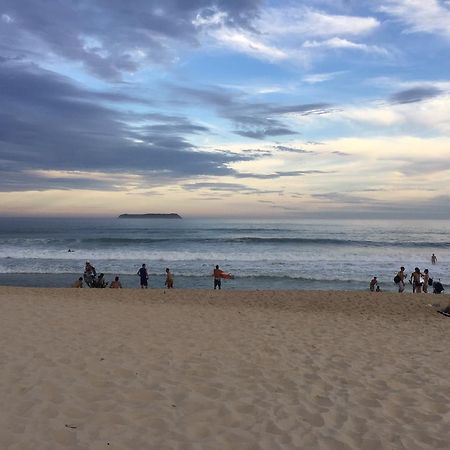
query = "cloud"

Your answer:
(170, 84), (332, 139)
(0, 62), (256, 191)
(390, 86), (443, 104)
(274, 145), (316, 154)
(303, 37), (388, 54)
(295, 88), (450, 134)
(0, 0), (263, 79)
(303, 71), (345, 83)
(209, 28), (288, 61)
(311, 192), (371, 204)
(181, 181), (281, 195)
(235, 170), (329, 179)
(260, 7), (380, 37)
(193, 4), (385, 64)
(379, 0), (450, 40)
